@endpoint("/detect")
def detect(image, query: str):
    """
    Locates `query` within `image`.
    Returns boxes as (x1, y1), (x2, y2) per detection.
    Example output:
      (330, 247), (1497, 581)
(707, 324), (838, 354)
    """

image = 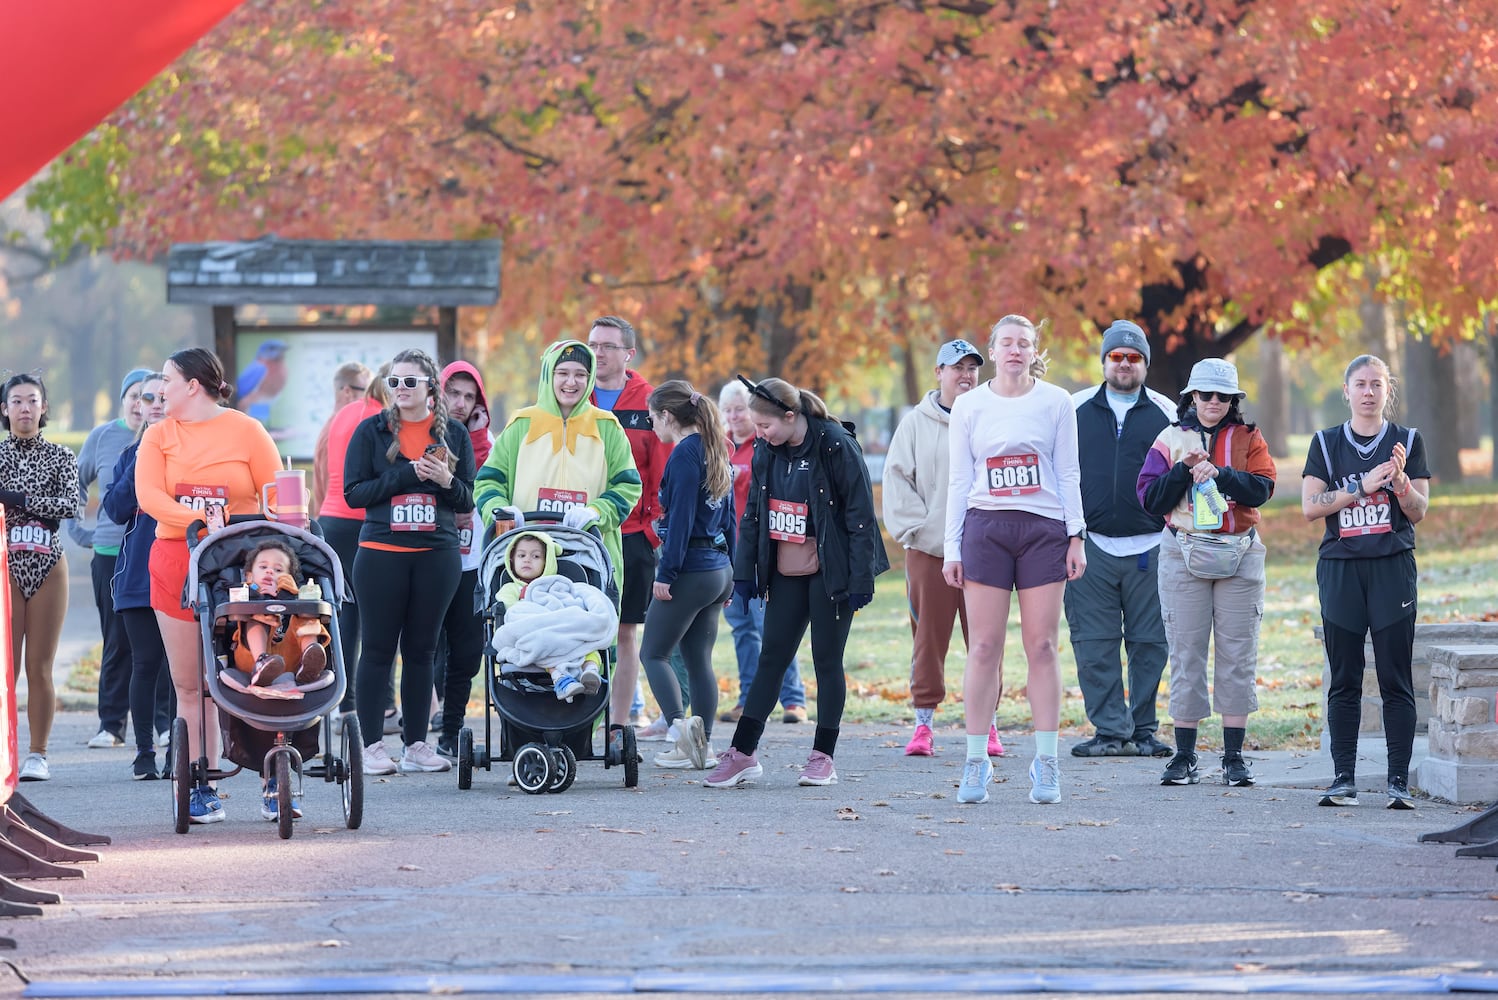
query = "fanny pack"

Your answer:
(1176, 529), (1253, 580)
